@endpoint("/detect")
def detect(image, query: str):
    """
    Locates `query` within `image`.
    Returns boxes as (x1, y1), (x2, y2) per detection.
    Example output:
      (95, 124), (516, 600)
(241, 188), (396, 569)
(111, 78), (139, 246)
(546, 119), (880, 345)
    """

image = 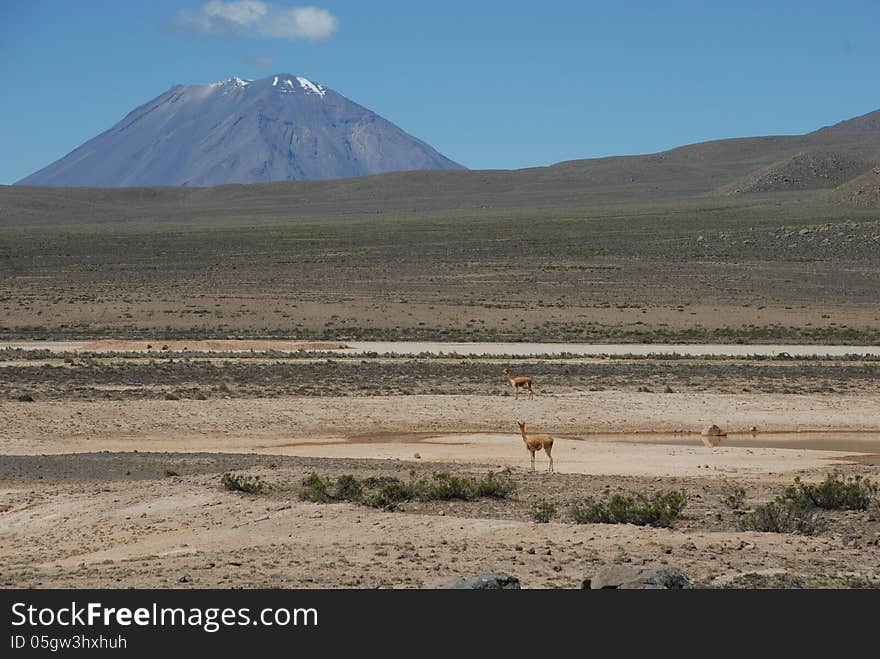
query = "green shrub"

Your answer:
(301, 472), (333, 502)
(569, 490), (686, 528)
(722, 486), (747, 510)
(221, 472), (268, 494)
(300, 471), (516, 509)
(570, 498), (614, 525)
(734, 472), (878, 535)
(472, 471), (517, 499)
(780, 473), (878, 511)
(333, 474), (364, 503)
(531, 501), (556, 523)
(369, 479), (417, 509)
(420, 472), (475, 500)
(416, 471), (516, 502)
(362, 475), (403, 488)
(736, 500), (821, 535)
